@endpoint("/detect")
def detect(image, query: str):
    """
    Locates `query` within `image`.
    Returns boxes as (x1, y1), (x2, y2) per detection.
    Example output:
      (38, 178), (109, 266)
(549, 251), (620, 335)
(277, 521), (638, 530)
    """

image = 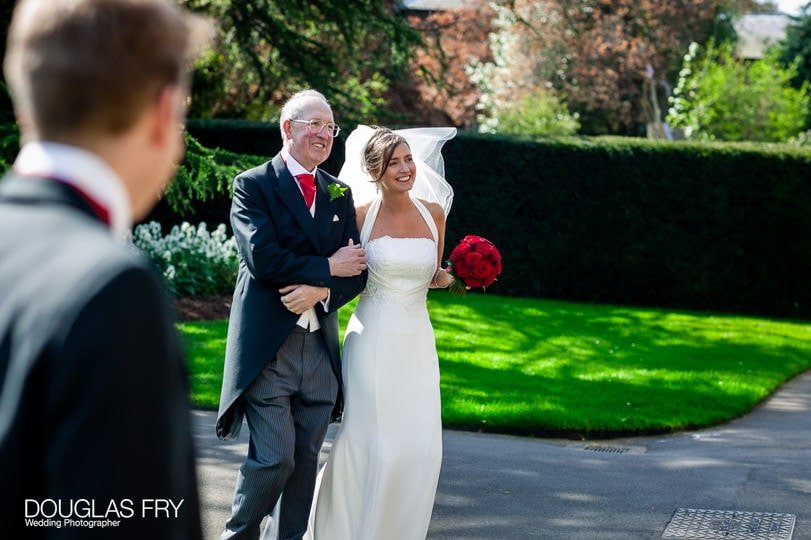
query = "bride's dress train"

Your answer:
(306, 197), (442, 539)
